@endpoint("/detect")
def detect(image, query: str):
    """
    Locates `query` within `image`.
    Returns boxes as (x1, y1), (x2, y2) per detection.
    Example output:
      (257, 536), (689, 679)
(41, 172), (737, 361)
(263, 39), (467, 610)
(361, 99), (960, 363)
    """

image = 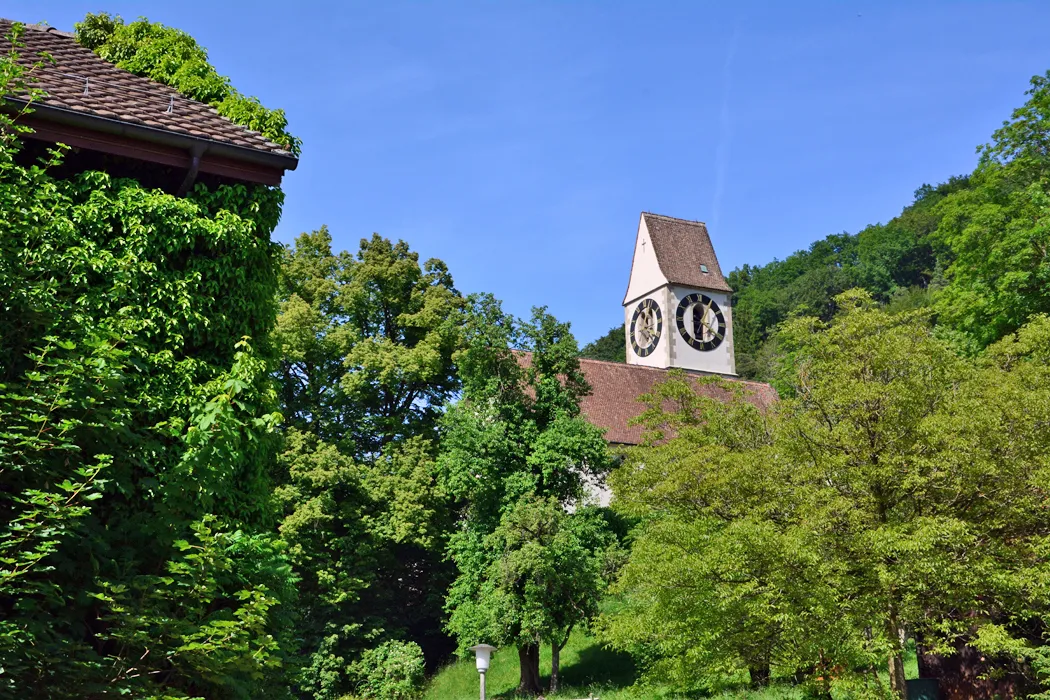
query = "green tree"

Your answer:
(580, 324), (626, 363)
(438, 299), (612, 696)
(605, 291), (1050, 699)
(727, 178), (967, 379)
(272, 228), (462, 698)
(931, 71), (1050, 349)
(492, 498), (616, 693)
